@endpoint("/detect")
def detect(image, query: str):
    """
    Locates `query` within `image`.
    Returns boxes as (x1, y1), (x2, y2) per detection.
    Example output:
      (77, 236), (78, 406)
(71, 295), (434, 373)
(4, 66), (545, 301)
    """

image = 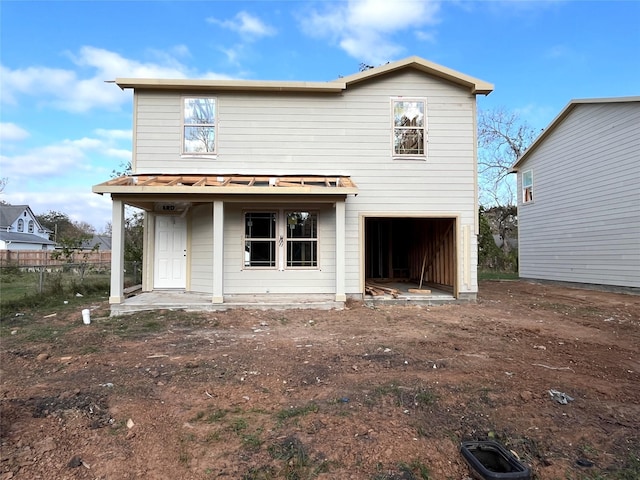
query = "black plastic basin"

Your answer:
(460, 441), (531, 480)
